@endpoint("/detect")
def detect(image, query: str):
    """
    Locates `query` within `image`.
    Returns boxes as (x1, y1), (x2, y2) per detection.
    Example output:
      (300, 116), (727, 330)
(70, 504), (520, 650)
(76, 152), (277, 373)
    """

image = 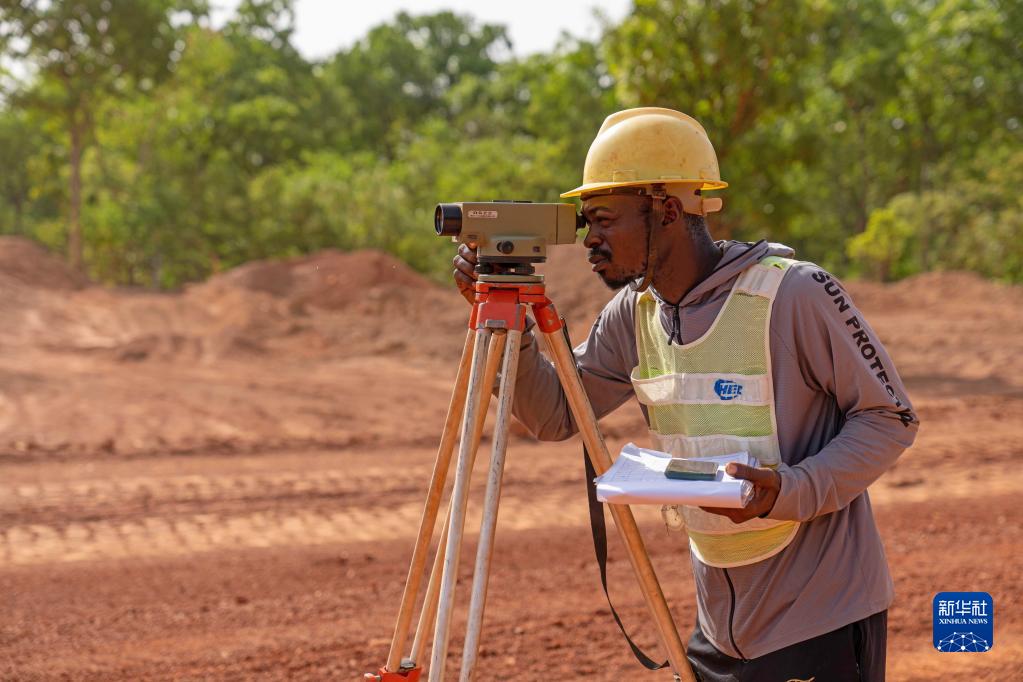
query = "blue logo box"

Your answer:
(933, 592), (993, 652)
